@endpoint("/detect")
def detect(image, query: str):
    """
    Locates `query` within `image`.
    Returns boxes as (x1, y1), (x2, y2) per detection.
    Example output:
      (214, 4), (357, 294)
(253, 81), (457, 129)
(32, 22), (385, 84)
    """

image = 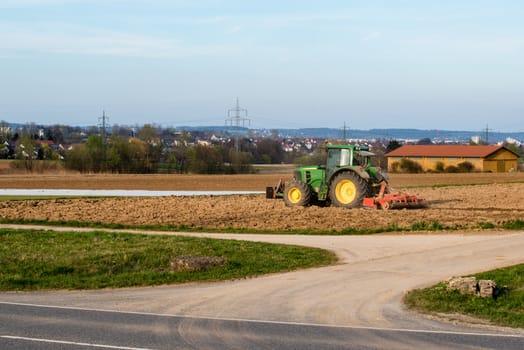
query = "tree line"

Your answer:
(4, 123), (290, 174)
